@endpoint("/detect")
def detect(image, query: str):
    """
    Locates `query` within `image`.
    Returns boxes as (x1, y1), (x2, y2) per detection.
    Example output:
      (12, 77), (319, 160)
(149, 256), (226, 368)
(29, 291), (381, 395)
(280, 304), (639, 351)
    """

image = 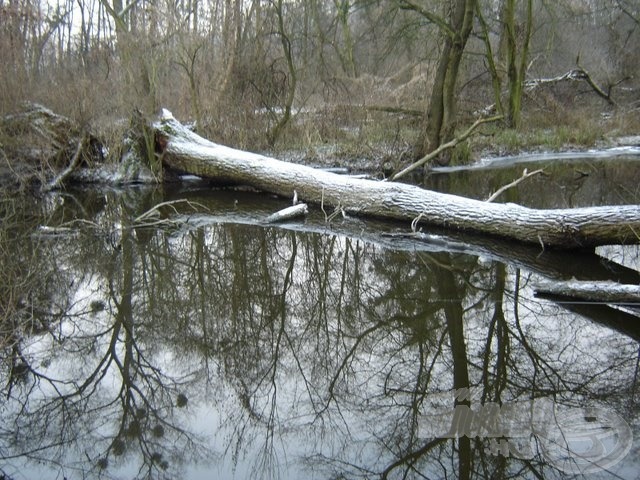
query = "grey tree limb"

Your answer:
(154, 109), (640, 250)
